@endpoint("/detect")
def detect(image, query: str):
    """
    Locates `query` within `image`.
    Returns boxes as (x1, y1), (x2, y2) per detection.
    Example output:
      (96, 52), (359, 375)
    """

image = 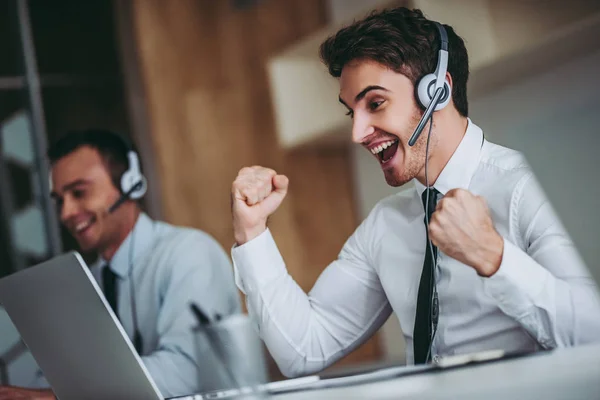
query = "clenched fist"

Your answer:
(231, 166), (289, 245)
(428, 188), (504, 277)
